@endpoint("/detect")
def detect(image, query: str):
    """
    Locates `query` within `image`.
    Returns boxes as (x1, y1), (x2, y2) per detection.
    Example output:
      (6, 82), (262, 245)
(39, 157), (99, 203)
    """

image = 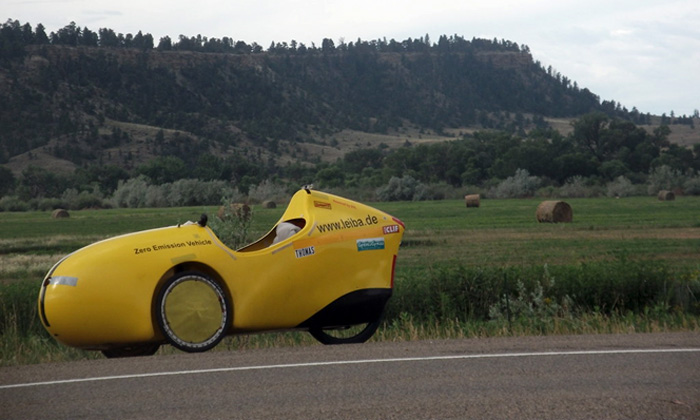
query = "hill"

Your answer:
(0, 25), (610, 173)
(0, 21), (698, 194)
